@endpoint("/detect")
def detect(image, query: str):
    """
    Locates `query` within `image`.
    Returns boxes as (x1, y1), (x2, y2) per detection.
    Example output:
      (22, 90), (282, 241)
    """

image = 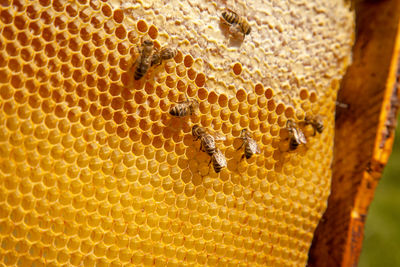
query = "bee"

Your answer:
(169, 93), (199, 117)
(305, 115), (324, 135)
(335, 101), (349, 109)
(151, 47), (178, 66)
(286, 120), (307, 151)
(134, 39), (154, 80)
(209, 148), (227, 173)
(238, 129), (261, 159)
(192, 125), (226, 156)
(221, 8), (251, 38)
